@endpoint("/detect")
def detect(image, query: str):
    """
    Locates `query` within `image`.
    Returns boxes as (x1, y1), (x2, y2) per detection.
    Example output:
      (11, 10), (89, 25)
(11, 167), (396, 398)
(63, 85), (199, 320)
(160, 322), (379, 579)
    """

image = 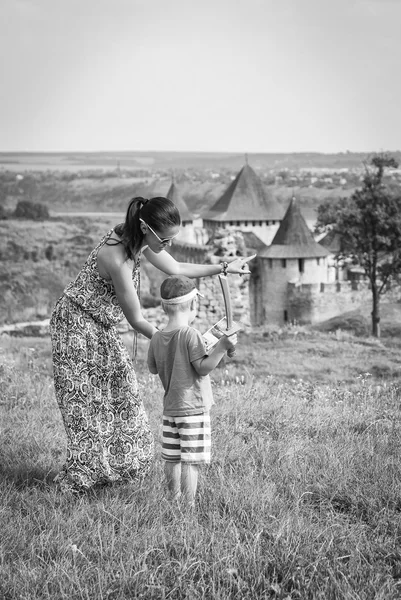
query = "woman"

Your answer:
(50, 196), (253, 493)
